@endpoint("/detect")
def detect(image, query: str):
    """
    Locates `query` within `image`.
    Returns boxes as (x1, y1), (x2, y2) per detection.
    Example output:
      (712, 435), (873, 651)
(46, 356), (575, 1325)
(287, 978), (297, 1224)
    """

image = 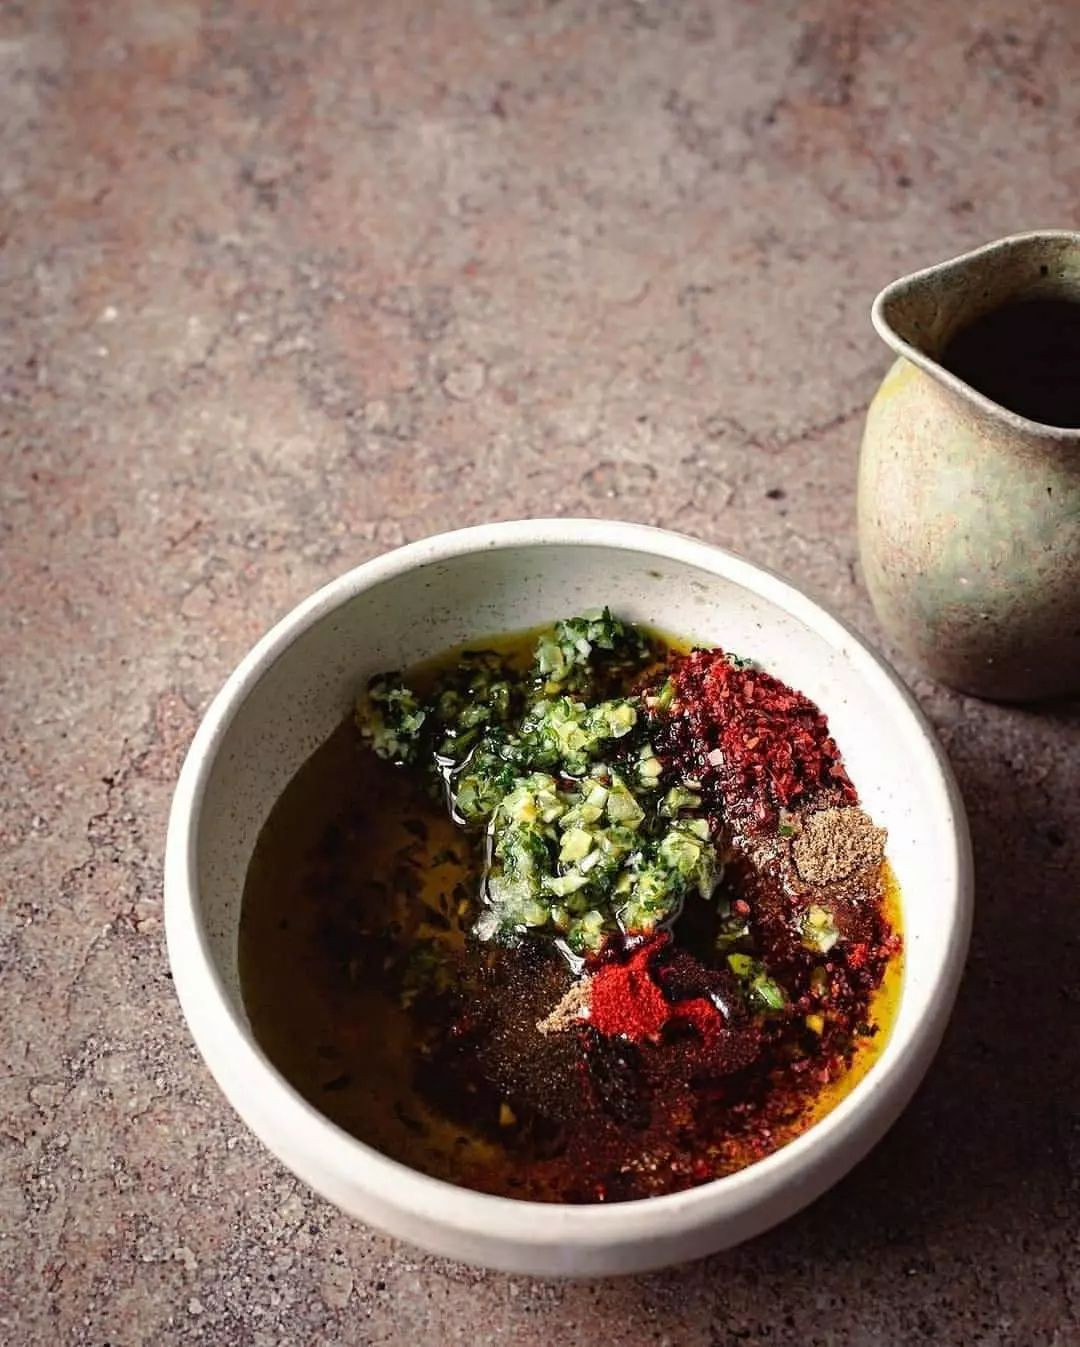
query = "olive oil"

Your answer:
(239, 629), (565, 1197)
